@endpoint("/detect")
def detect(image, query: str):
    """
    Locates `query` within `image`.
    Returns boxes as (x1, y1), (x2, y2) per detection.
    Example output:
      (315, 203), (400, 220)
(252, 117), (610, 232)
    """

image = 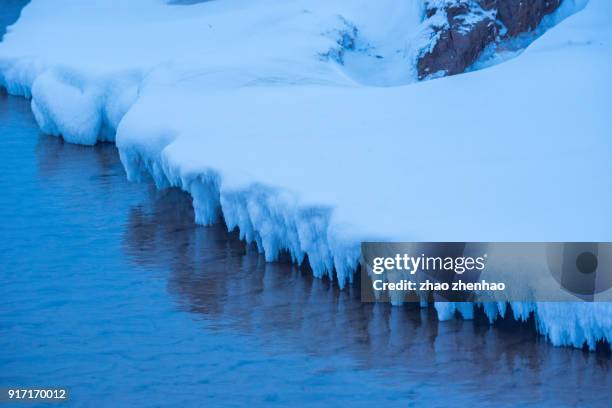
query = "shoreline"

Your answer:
(1, 0), (610, 350)
(3, 85), (611, 353)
